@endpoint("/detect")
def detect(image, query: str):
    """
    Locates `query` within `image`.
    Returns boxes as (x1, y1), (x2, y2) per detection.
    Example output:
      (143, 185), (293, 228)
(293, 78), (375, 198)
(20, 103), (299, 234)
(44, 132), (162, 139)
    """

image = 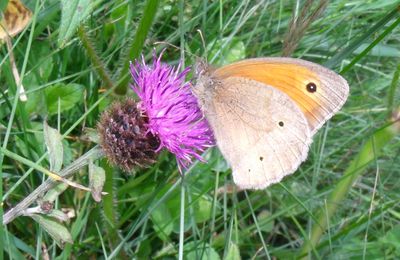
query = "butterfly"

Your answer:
(193, 58), (349, 190)
(0, 0), (32, 40)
